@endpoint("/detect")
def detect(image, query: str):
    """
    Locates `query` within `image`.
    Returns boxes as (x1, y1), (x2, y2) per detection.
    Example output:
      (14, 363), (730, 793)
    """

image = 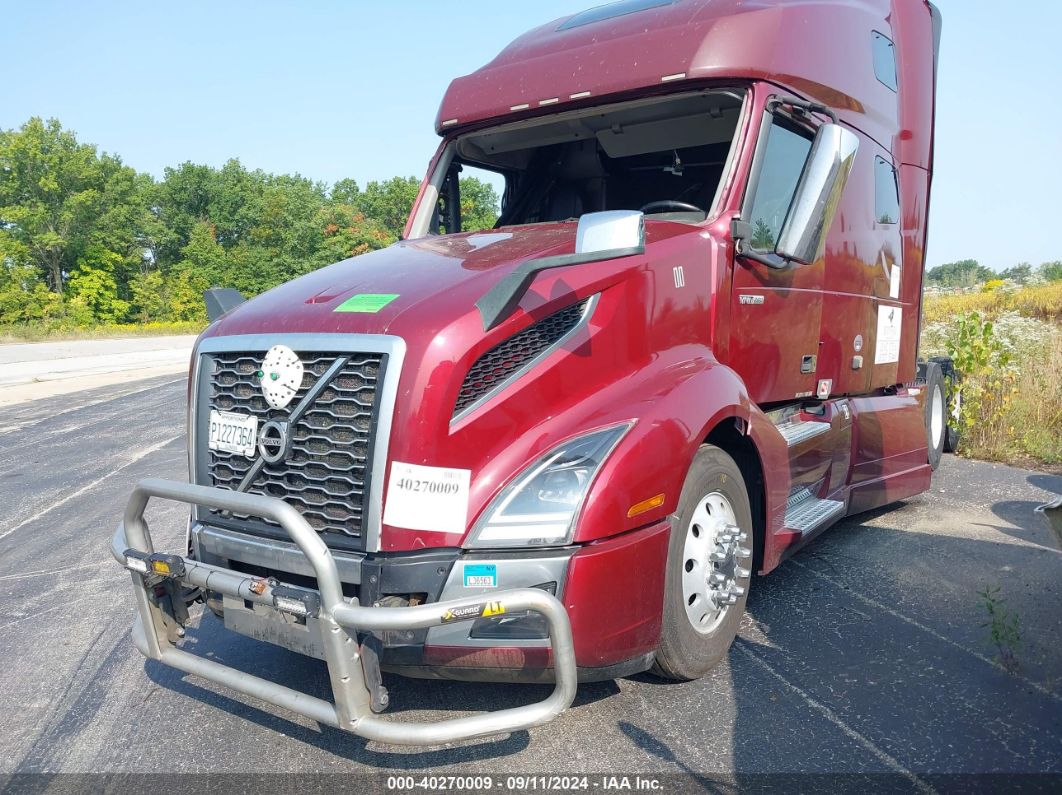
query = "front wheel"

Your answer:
(653, 445), (753, 681)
